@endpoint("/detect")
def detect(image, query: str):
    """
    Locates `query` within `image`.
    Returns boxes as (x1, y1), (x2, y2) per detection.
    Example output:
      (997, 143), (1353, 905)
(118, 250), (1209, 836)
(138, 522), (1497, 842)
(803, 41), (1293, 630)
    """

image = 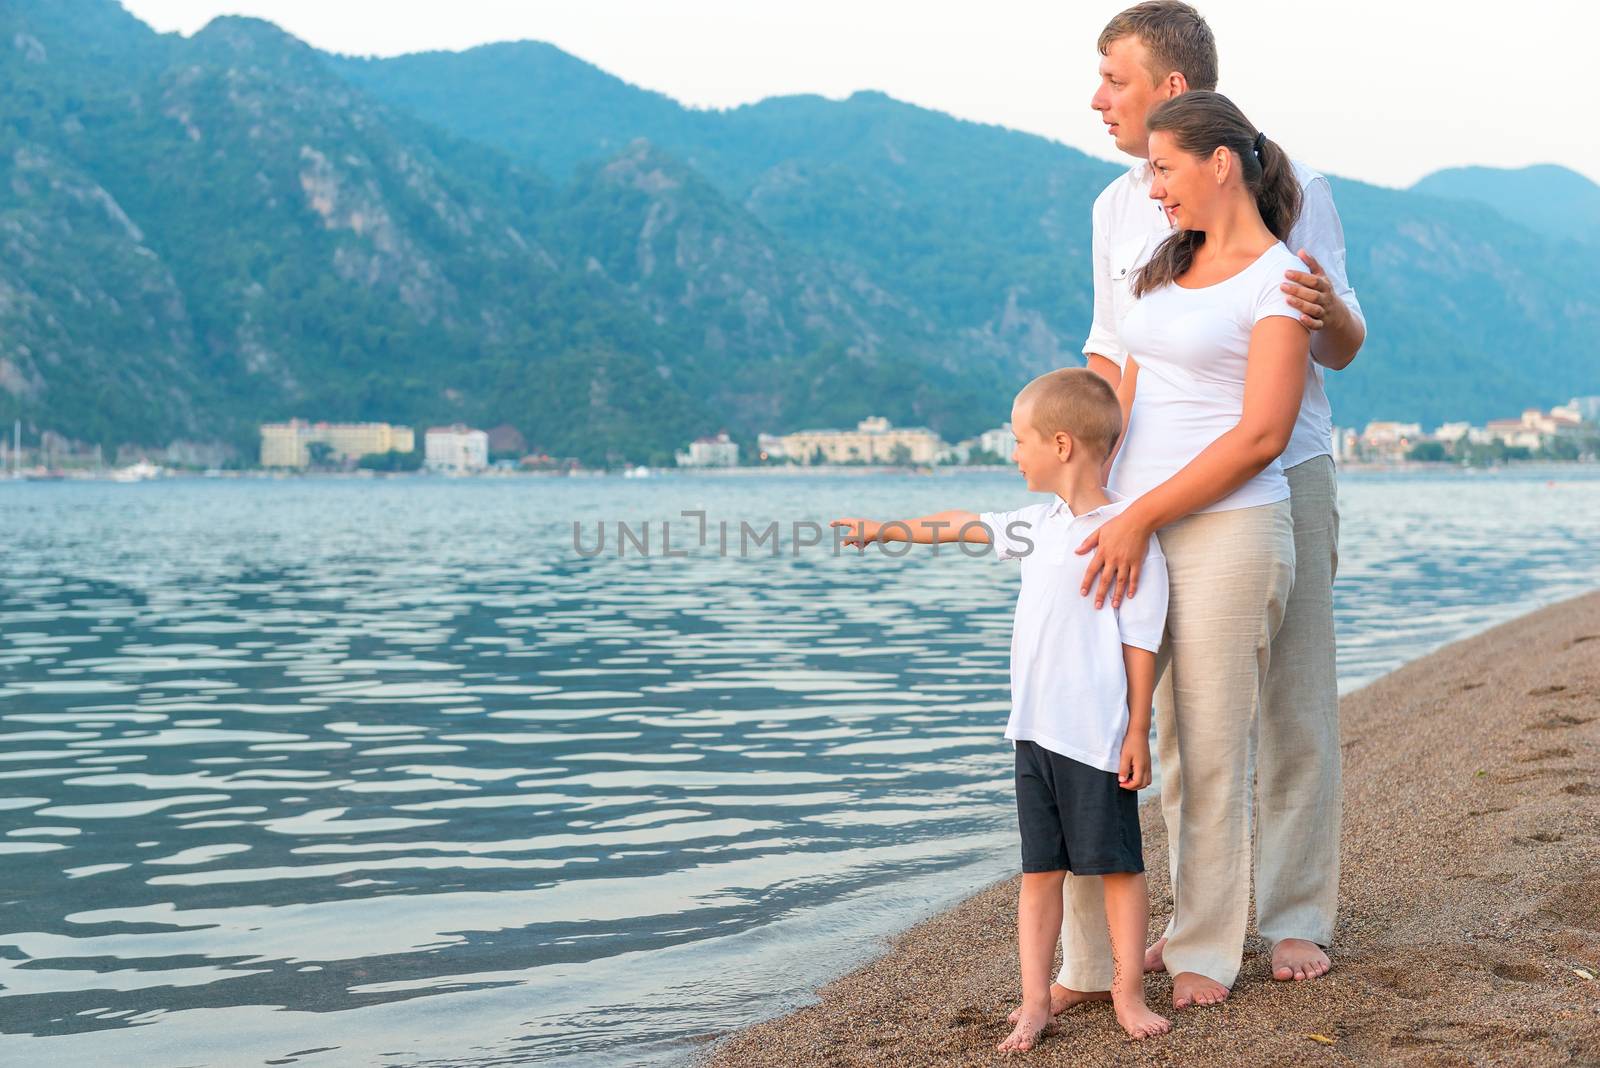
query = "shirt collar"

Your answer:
(1047, 489), (1127, 521)
(1127, 163), (1173, 224)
